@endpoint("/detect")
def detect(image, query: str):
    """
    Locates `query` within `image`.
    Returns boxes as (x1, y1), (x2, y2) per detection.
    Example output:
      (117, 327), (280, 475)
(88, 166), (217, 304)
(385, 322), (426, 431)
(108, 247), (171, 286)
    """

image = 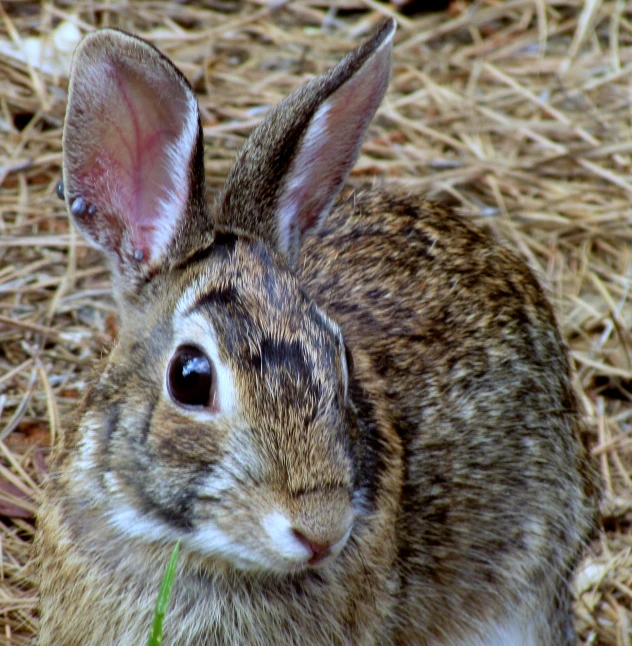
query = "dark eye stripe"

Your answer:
(191, 284), (239, 313)
(175, 233), (239, 271)
(251, 337), (313, 378)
